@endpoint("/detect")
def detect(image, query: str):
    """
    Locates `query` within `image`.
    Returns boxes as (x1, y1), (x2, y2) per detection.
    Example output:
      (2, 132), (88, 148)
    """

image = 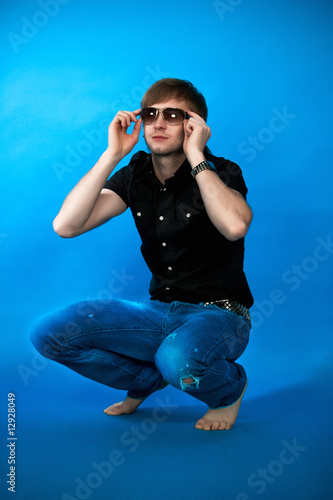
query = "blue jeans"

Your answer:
(30, 299), (251, 409)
